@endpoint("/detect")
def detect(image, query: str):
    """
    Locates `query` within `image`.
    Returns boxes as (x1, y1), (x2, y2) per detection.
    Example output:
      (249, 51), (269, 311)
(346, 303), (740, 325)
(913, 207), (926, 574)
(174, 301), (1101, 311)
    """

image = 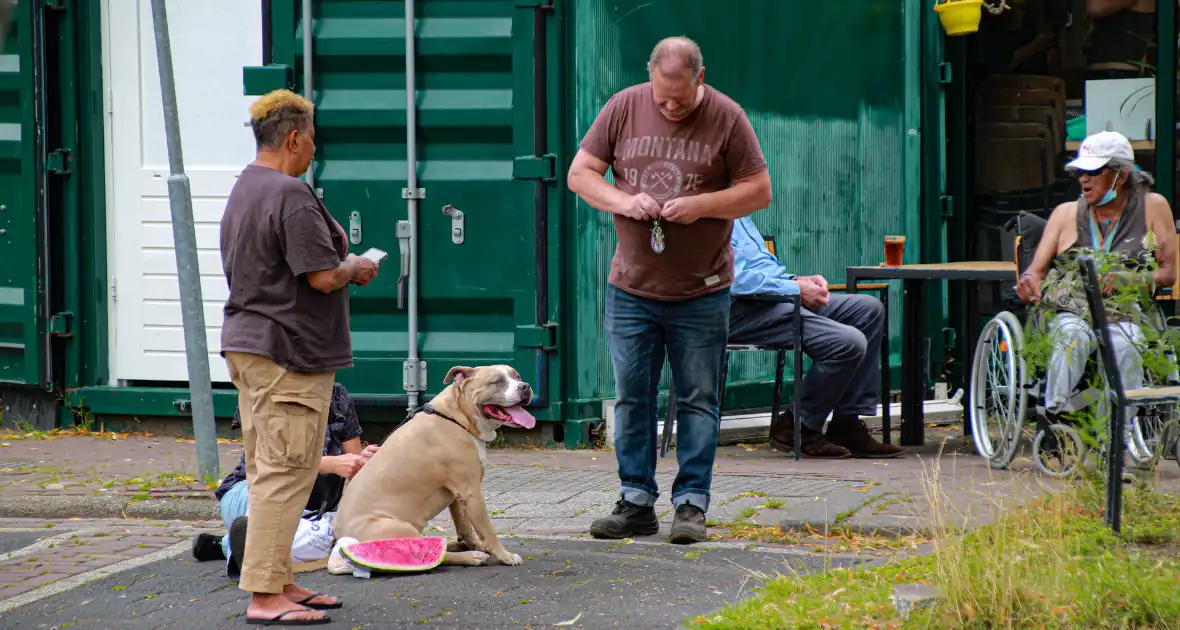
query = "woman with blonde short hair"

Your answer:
(219, 89), (379, 626)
